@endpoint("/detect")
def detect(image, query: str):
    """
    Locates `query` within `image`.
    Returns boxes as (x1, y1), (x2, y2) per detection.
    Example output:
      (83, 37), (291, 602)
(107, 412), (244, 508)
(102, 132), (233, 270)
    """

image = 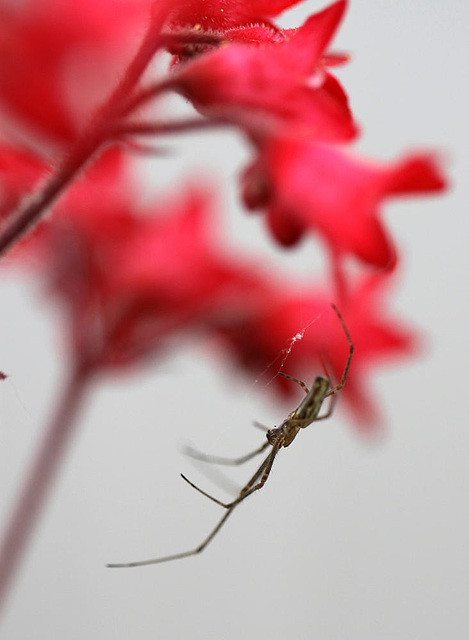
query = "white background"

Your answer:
(1, 1), (468, 638)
